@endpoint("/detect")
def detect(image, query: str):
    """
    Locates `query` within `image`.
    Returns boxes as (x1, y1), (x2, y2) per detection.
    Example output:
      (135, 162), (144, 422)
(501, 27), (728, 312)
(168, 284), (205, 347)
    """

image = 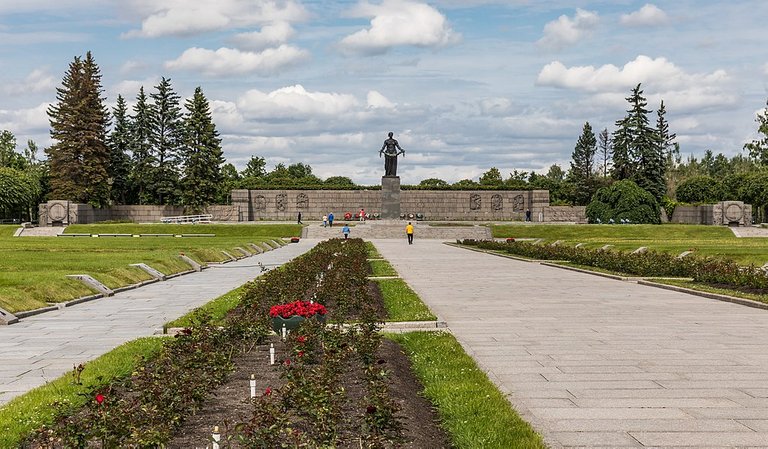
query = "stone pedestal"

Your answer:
(381, 176), (401, 219)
